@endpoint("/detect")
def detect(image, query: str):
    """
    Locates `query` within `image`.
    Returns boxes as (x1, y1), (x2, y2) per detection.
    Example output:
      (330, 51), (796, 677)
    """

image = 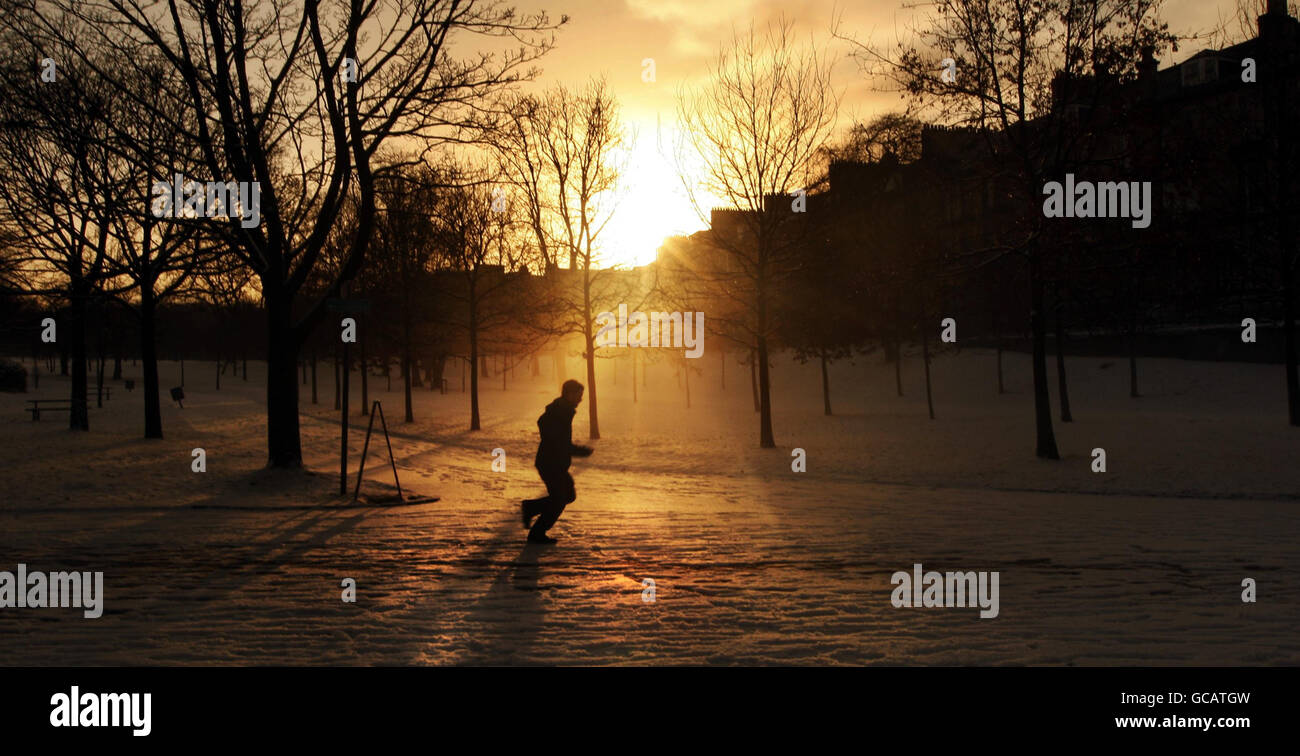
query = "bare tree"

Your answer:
(100, 59), (211, 438)
(30, 0), (562, 467)
(431, 160), (543, 430)
(491, 79), (628, 439)
(367, 164), (438, 423)
(677, 18), (839, 447)
(837, 0), (1175, 458)
(0, 29), (122, 431)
